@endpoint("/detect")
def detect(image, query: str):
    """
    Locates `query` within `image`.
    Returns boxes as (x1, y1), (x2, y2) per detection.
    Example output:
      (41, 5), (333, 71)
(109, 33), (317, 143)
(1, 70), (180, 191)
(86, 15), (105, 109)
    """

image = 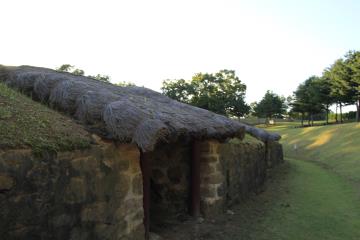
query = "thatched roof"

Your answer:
(0, 65), (280, 152)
